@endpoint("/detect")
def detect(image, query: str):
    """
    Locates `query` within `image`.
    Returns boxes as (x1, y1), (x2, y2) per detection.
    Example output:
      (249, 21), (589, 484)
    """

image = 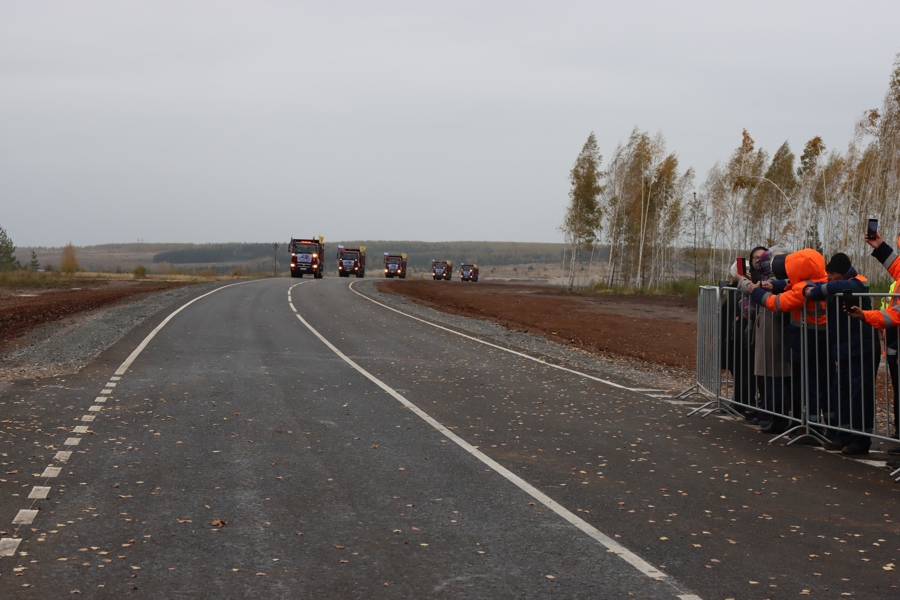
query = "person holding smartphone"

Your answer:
(845, 228), (900, 449)
(803, 253), (879, 455)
